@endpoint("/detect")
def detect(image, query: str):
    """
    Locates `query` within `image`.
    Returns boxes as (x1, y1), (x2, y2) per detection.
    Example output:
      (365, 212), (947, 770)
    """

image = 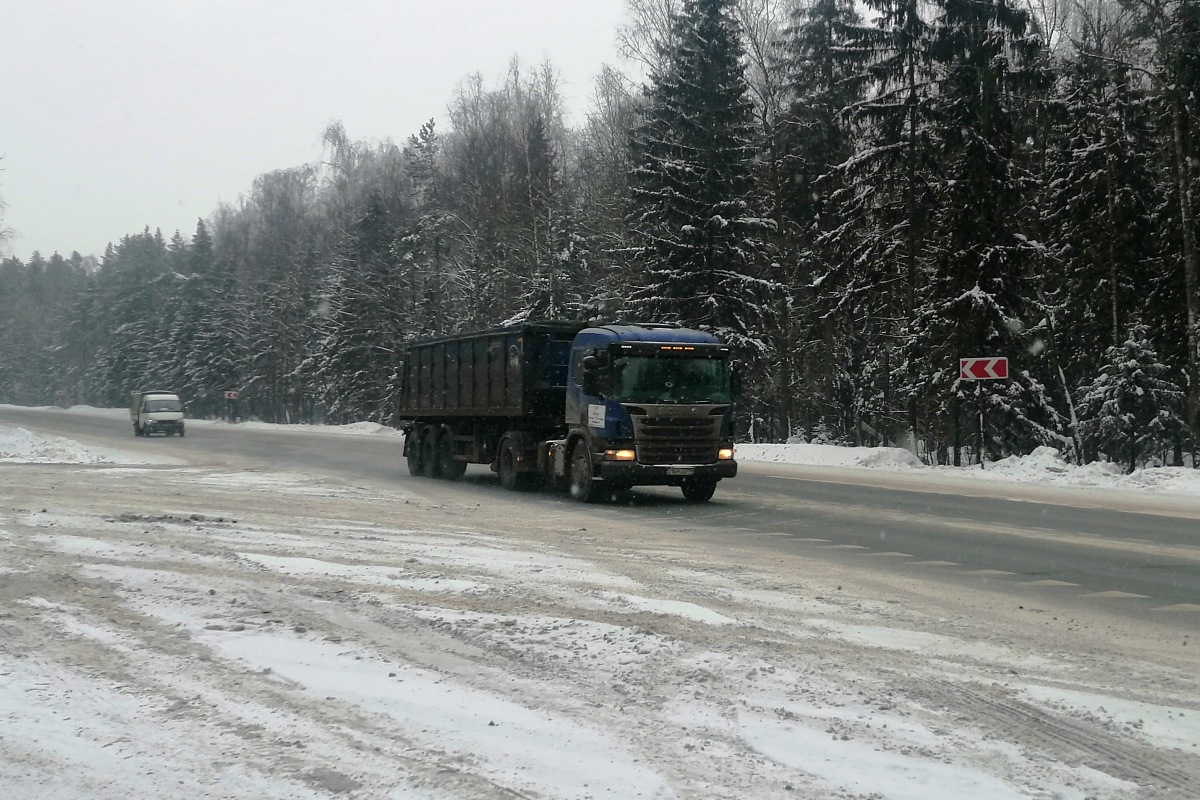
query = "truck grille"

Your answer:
(631, 412), (722, 465)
